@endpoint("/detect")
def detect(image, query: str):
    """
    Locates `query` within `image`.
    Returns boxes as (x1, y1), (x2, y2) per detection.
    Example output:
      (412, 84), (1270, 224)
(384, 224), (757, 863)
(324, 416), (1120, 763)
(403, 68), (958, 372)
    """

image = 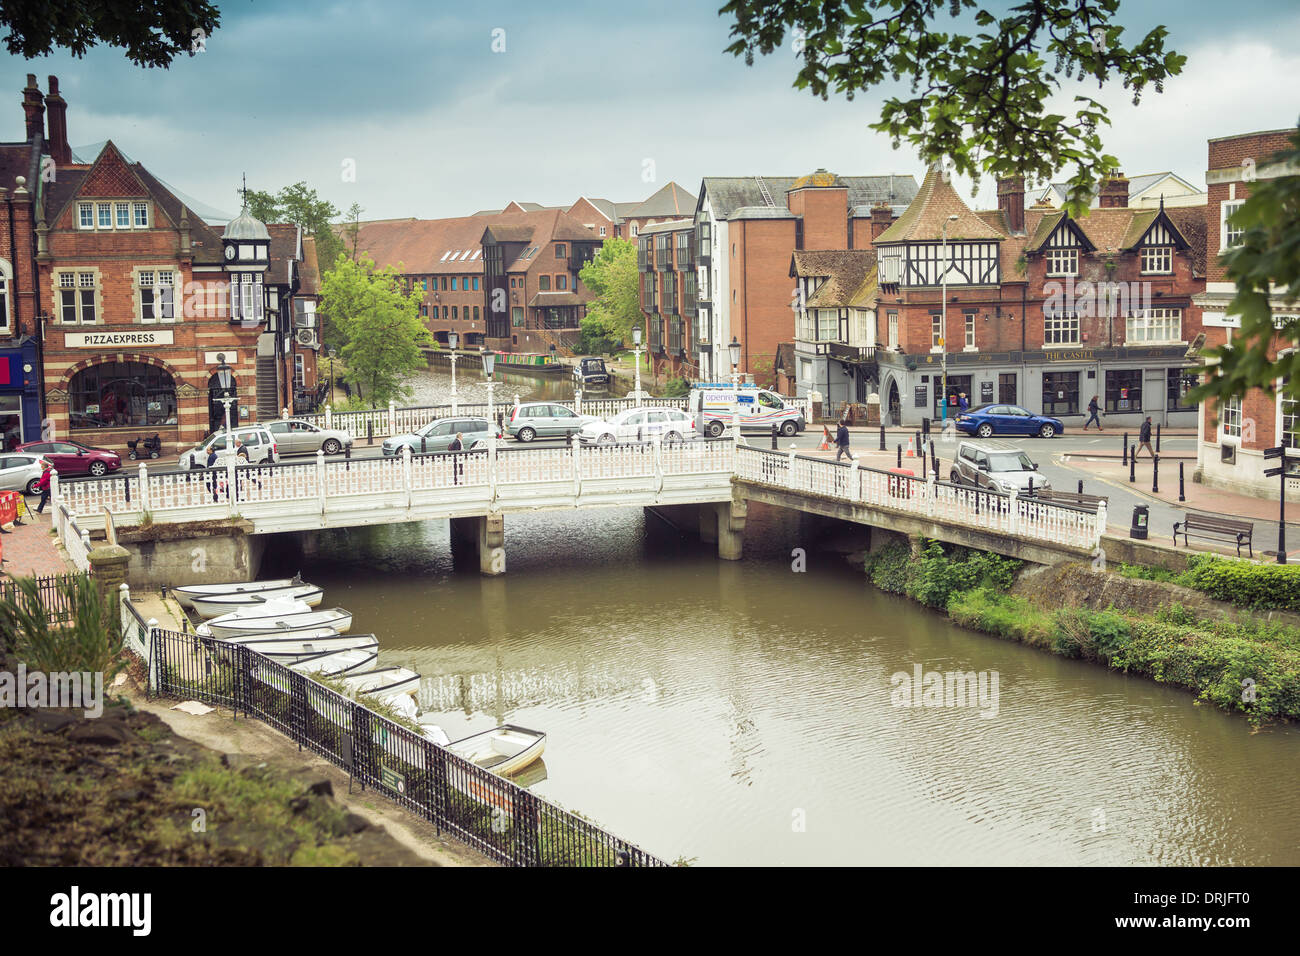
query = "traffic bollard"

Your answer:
(1129, 448), (1136, 483)
(1156, 424), (1162, 453)
(1178, 461), (1185, 502)
(367, 419), (374, 446)
(771, 423), (778, 450)
(1152, 454), (1159, 494)
(879, 425), (886, 451)
(930, 440), (937, 475)
(1122, 433), (1128, 466)
(897, 444), (902, 468)
(921, 451), (927, 481)
(1077, 479), (1083, 495)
